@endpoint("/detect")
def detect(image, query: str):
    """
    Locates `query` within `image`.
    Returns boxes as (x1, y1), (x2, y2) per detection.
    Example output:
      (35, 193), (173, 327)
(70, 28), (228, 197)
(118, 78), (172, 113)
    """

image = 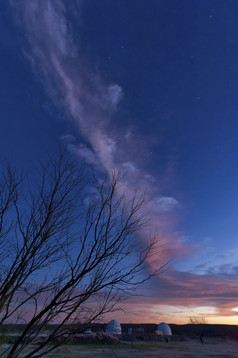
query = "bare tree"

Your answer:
(0, 150), (162, 358)
(188, 316), (208, 343)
